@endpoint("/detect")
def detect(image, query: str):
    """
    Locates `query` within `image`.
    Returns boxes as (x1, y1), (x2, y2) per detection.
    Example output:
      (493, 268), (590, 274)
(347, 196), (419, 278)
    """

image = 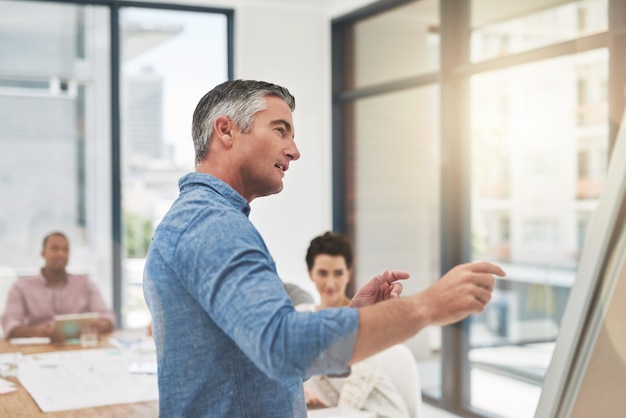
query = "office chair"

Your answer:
(307, 344), (424, 418)
(373, 344), (424, 418)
